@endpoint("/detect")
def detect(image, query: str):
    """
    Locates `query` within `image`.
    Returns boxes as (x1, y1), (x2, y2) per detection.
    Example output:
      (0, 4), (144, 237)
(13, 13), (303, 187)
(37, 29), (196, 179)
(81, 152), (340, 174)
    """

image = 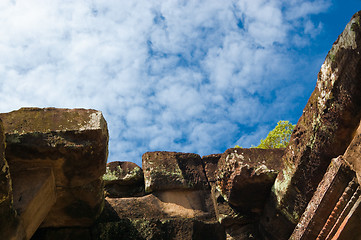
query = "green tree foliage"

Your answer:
(255, 120), (295, 149)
